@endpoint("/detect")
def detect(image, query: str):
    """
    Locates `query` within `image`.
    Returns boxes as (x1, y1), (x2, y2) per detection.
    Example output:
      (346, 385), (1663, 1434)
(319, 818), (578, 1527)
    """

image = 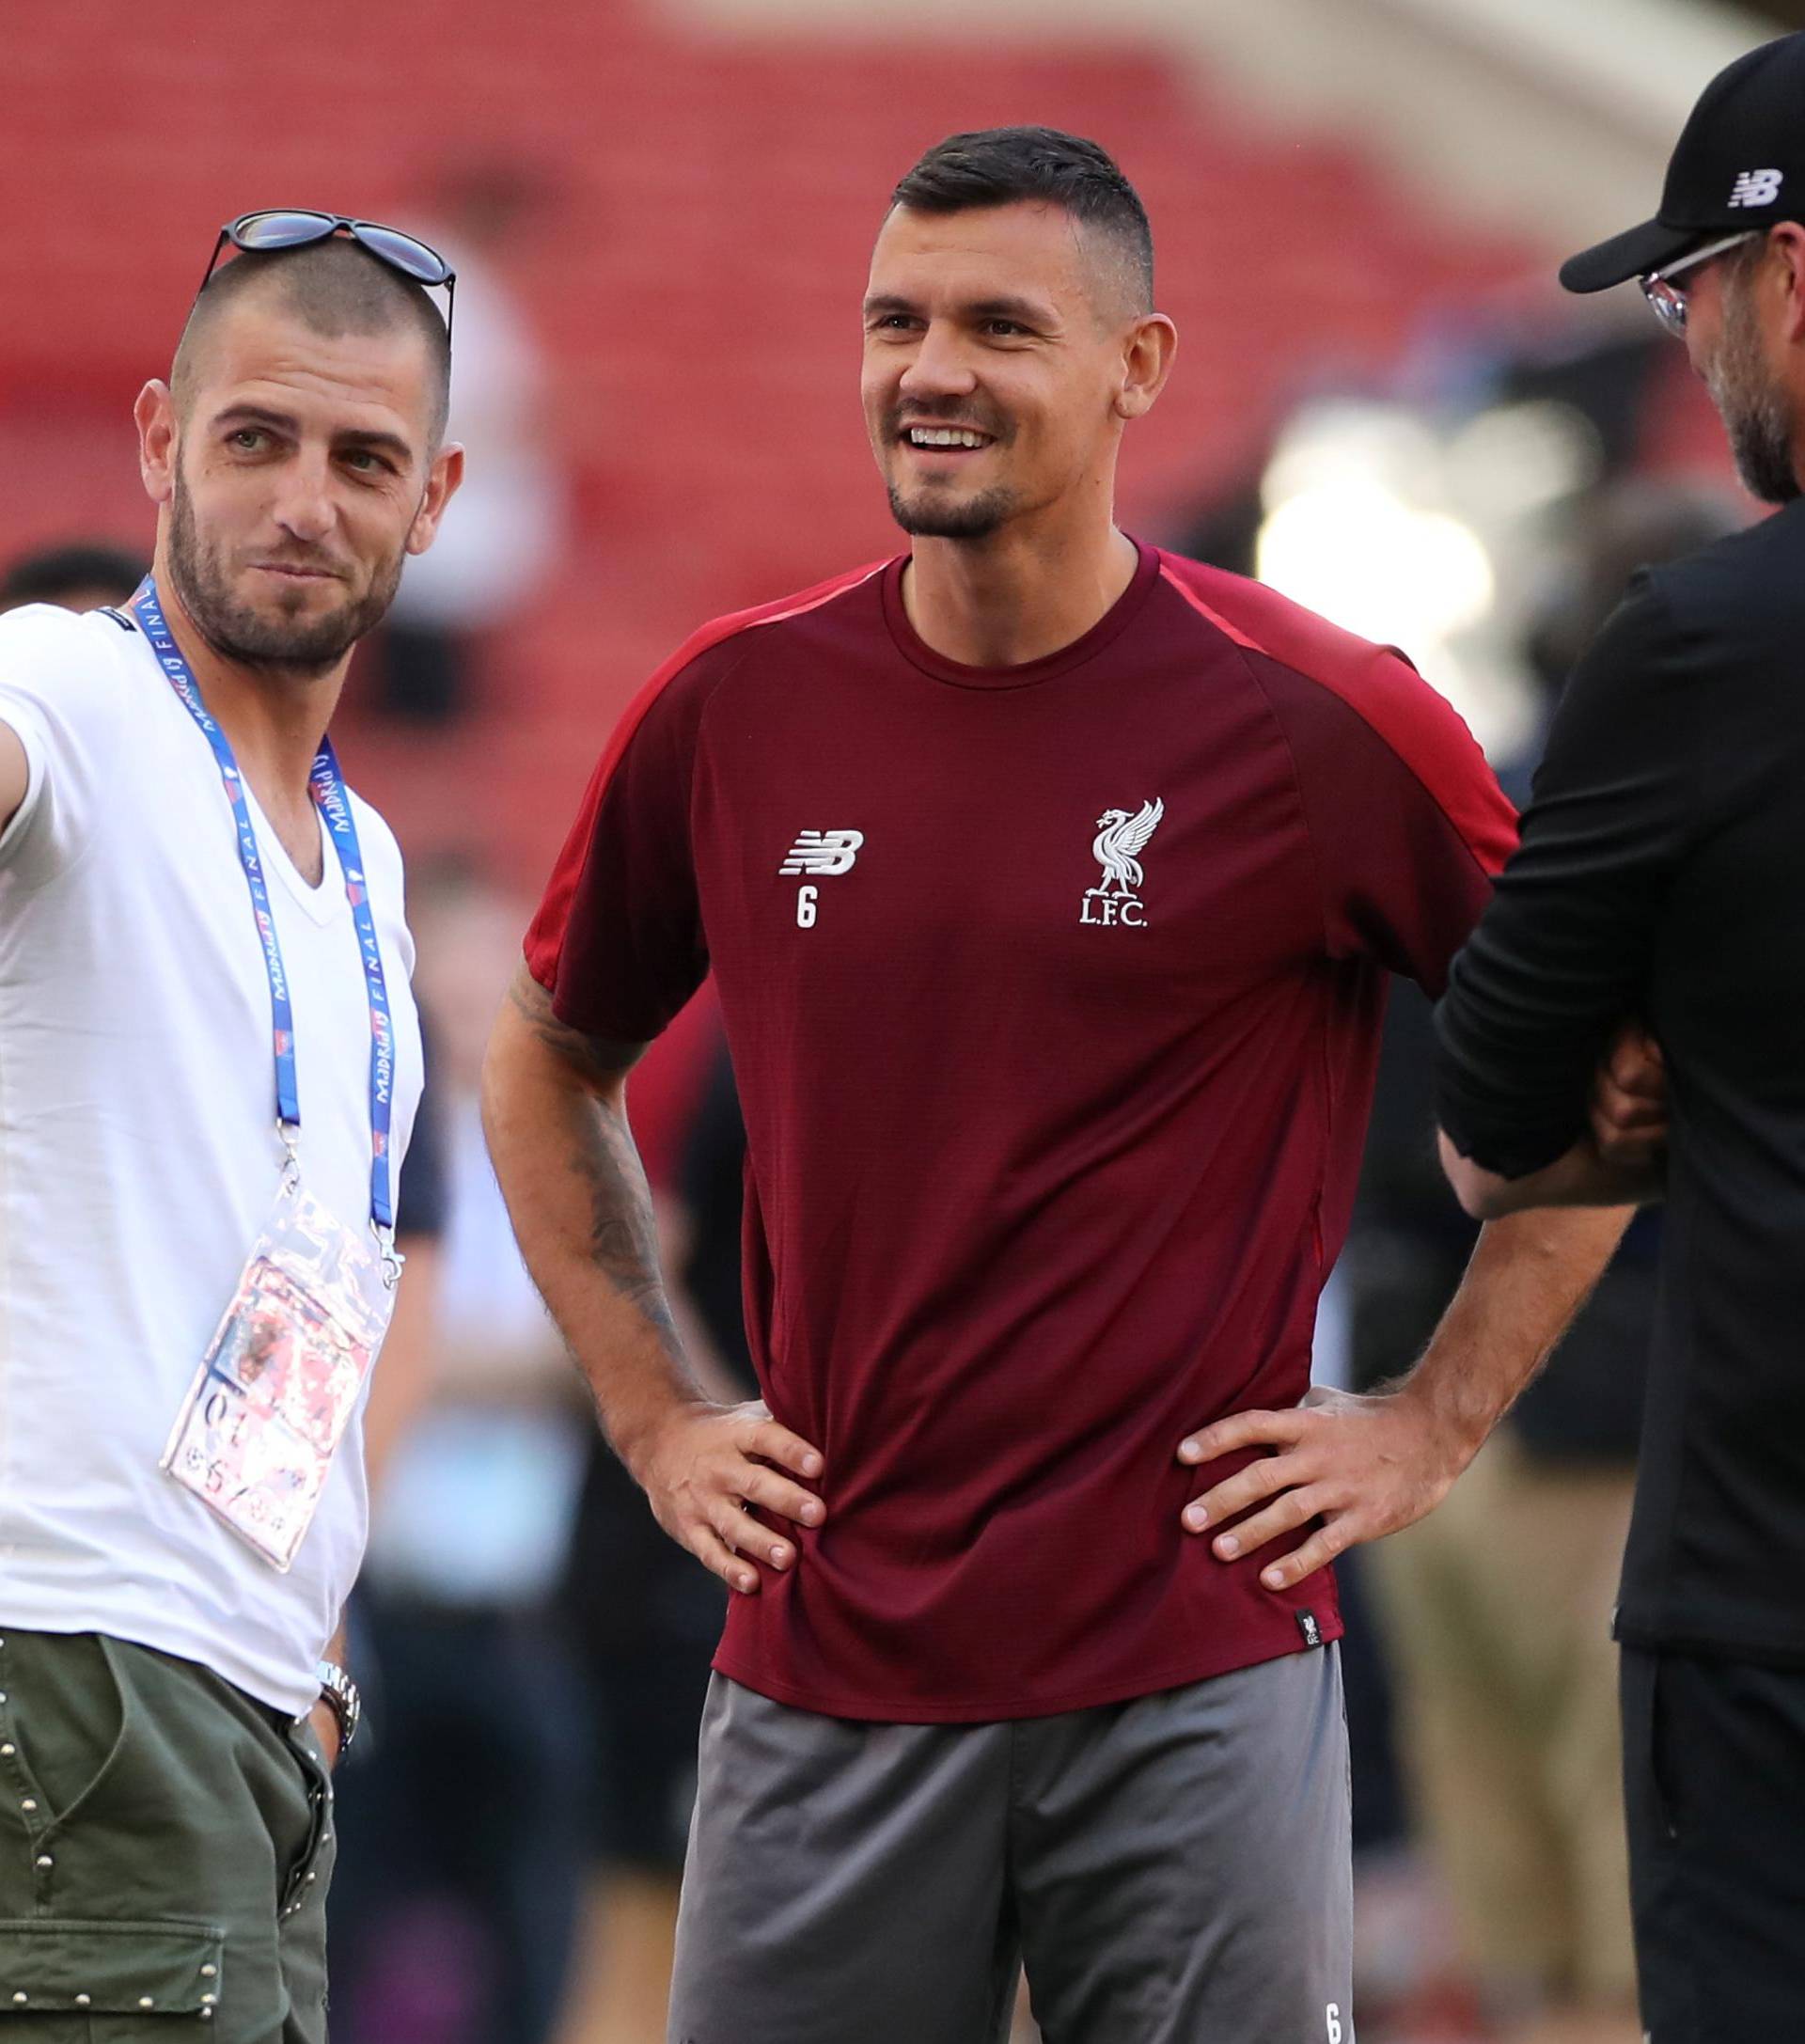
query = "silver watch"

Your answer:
(314, 1659), (362, 1755)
